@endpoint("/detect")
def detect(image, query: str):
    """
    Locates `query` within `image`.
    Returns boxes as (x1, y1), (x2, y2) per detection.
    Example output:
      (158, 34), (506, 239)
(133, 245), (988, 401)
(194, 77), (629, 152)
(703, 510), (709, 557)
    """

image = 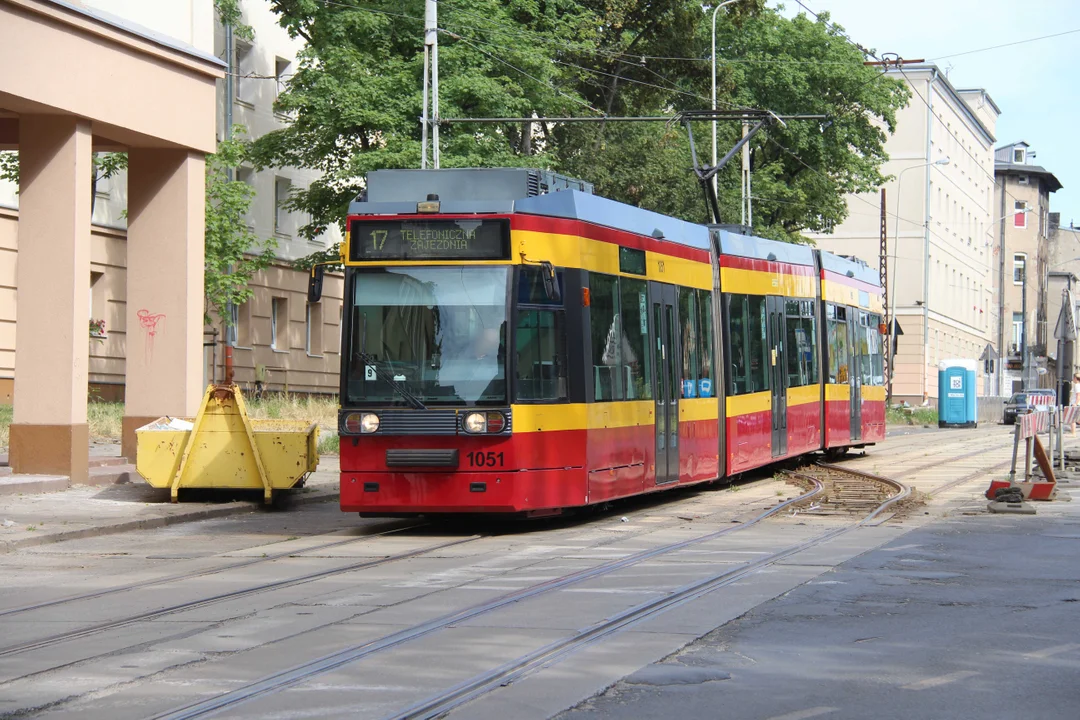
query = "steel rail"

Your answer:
(149, 478), (827, 720)
(0, 535), (480, 659)
(387, 473), (911, 720)
(0, 521), (429, 619)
